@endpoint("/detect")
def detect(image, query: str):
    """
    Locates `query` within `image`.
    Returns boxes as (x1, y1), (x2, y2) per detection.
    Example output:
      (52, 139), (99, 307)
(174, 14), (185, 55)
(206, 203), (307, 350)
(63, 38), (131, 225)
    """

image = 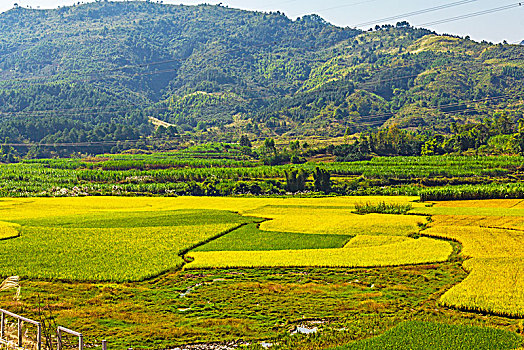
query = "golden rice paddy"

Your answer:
(421, 199), (524, 317)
